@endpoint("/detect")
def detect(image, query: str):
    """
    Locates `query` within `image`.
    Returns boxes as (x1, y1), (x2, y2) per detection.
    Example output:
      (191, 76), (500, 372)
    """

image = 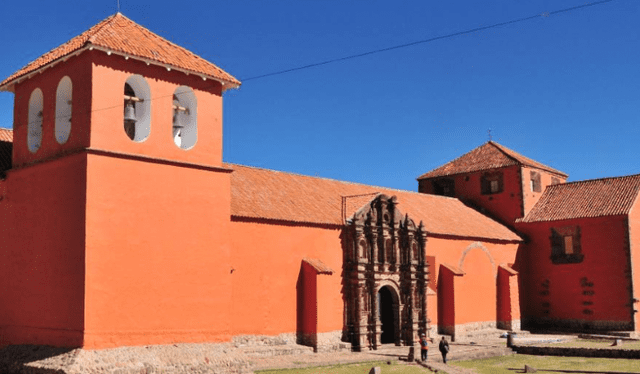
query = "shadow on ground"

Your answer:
(0, 345), (78, 374)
